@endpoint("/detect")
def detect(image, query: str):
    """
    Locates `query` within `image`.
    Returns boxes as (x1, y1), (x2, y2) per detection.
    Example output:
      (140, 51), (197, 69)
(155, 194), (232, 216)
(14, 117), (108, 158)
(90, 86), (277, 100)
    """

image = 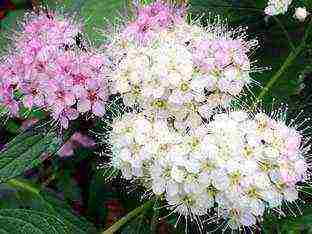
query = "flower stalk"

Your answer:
(255, 20), (312, 103)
